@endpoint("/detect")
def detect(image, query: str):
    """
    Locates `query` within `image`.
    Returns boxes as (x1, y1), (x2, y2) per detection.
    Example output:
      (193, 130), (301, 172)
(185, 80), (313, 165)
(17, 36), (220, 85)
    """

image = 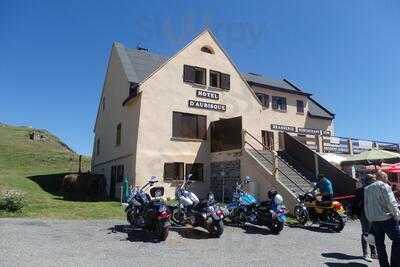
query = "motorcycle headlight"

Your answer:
(208, 192), (215, 202)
